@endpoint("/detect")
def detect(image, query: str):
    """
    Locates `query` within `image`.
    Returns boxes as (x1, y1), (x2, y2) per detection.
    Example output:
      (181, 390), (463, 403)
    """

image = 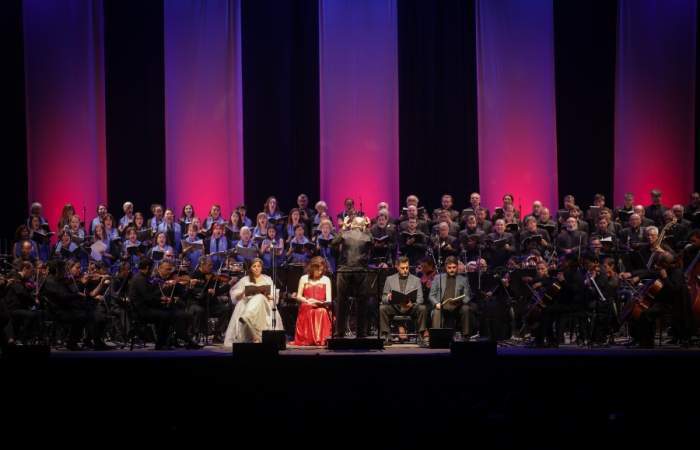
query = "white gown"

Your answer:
(223, 274), (284, 346)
